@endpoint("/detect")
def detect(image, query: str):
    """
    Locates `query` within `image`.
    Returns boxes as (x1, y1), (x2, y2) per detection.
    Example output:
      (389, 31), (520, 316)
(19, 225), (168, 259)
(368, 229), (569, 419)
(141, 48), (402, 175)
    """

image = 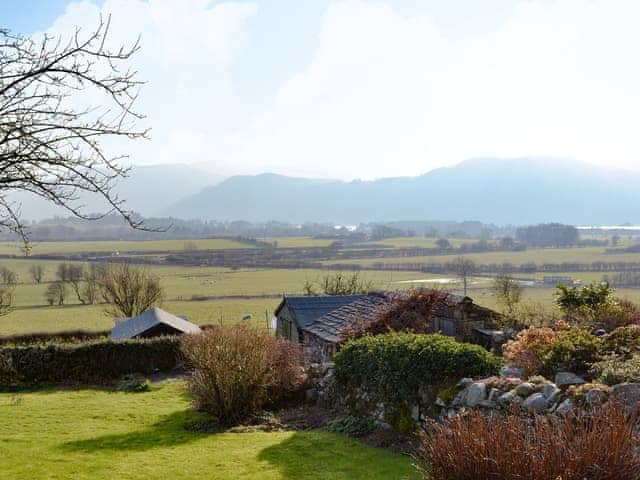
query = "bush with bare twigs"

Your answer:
(181, 325), (306, 426)
(416, 404), (640, 480)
